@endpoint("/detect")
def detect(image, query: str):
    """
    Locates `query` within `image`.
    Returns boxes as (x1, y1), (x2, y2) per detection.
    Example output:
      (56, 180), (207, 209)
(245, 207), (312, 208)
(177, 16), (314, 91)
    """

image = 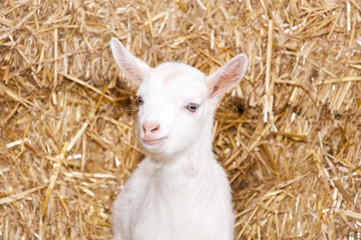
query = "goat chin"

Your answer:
(110, 37), (248, 240)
